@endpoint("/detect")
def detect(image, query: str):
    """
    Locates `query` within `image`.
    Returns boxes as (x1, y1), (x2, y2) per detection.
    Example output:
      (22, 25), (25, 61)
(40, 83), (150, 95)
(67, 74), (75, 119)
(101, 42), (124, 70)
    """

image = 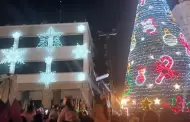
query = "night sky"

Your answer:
(0, 0), (178, 92)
